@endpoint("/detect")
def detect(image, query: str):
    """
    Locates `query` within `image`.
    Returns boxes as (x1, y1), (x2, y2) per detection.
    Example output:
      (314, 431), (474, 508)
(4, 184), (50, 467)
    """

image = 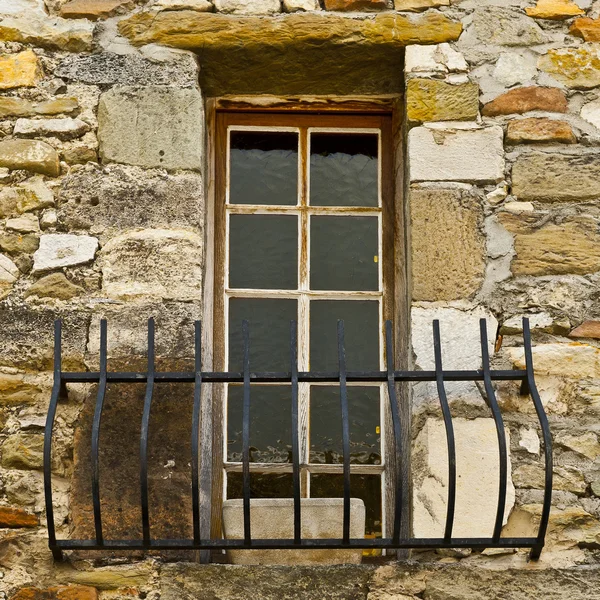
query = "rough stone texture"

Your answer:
(214, 0), (282, 13)
(57, 165), (203, 237)
(570, 321), (600, 339)
(24, 273), (84, 300)
(282, 0), (319, 11)
(0, 176), (54, 217)
(410, 186), (485, 301)
(493, 52), (538, 87)
(556, 431), (600, 460)
(409, 126), (505, 183)
(511, 152), (600, 202)
(506, 118), (576, 144)
(570, 17), (600, 42)
(0, 139), (60, 177)
(0, 50), (40, 90)
(0, 233), (39, 255)
(581, 99), (600, 130)
(526, 0), (584, 19)
(395, 0), (449, 9)
(7, 214), (41, 234)
(11, 587), (98, 600)
(155, 0), (213, 10)
(1, 433), (44, 469)
(0, 372), (43, 406)
(323, 0), (387, 10)
(54, 564), (152, 590)
(59, 0), (132, 19)
(539, 45), (600, 89)
(97, 87), (203, 171)
(406, 79), (479, 122)
(405, 43), (468, 74)
(0, 506), (39, 528)
(482, 86), (568, 116)
(55, 52), (199, 87)
(413, 418), (515, 538)
(32, 234), (98, 273)
(499, 212), (600, 276)
(13, 118), (89, 140)
(100, 229), (203, 301)
(0, 253), (19, 298)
